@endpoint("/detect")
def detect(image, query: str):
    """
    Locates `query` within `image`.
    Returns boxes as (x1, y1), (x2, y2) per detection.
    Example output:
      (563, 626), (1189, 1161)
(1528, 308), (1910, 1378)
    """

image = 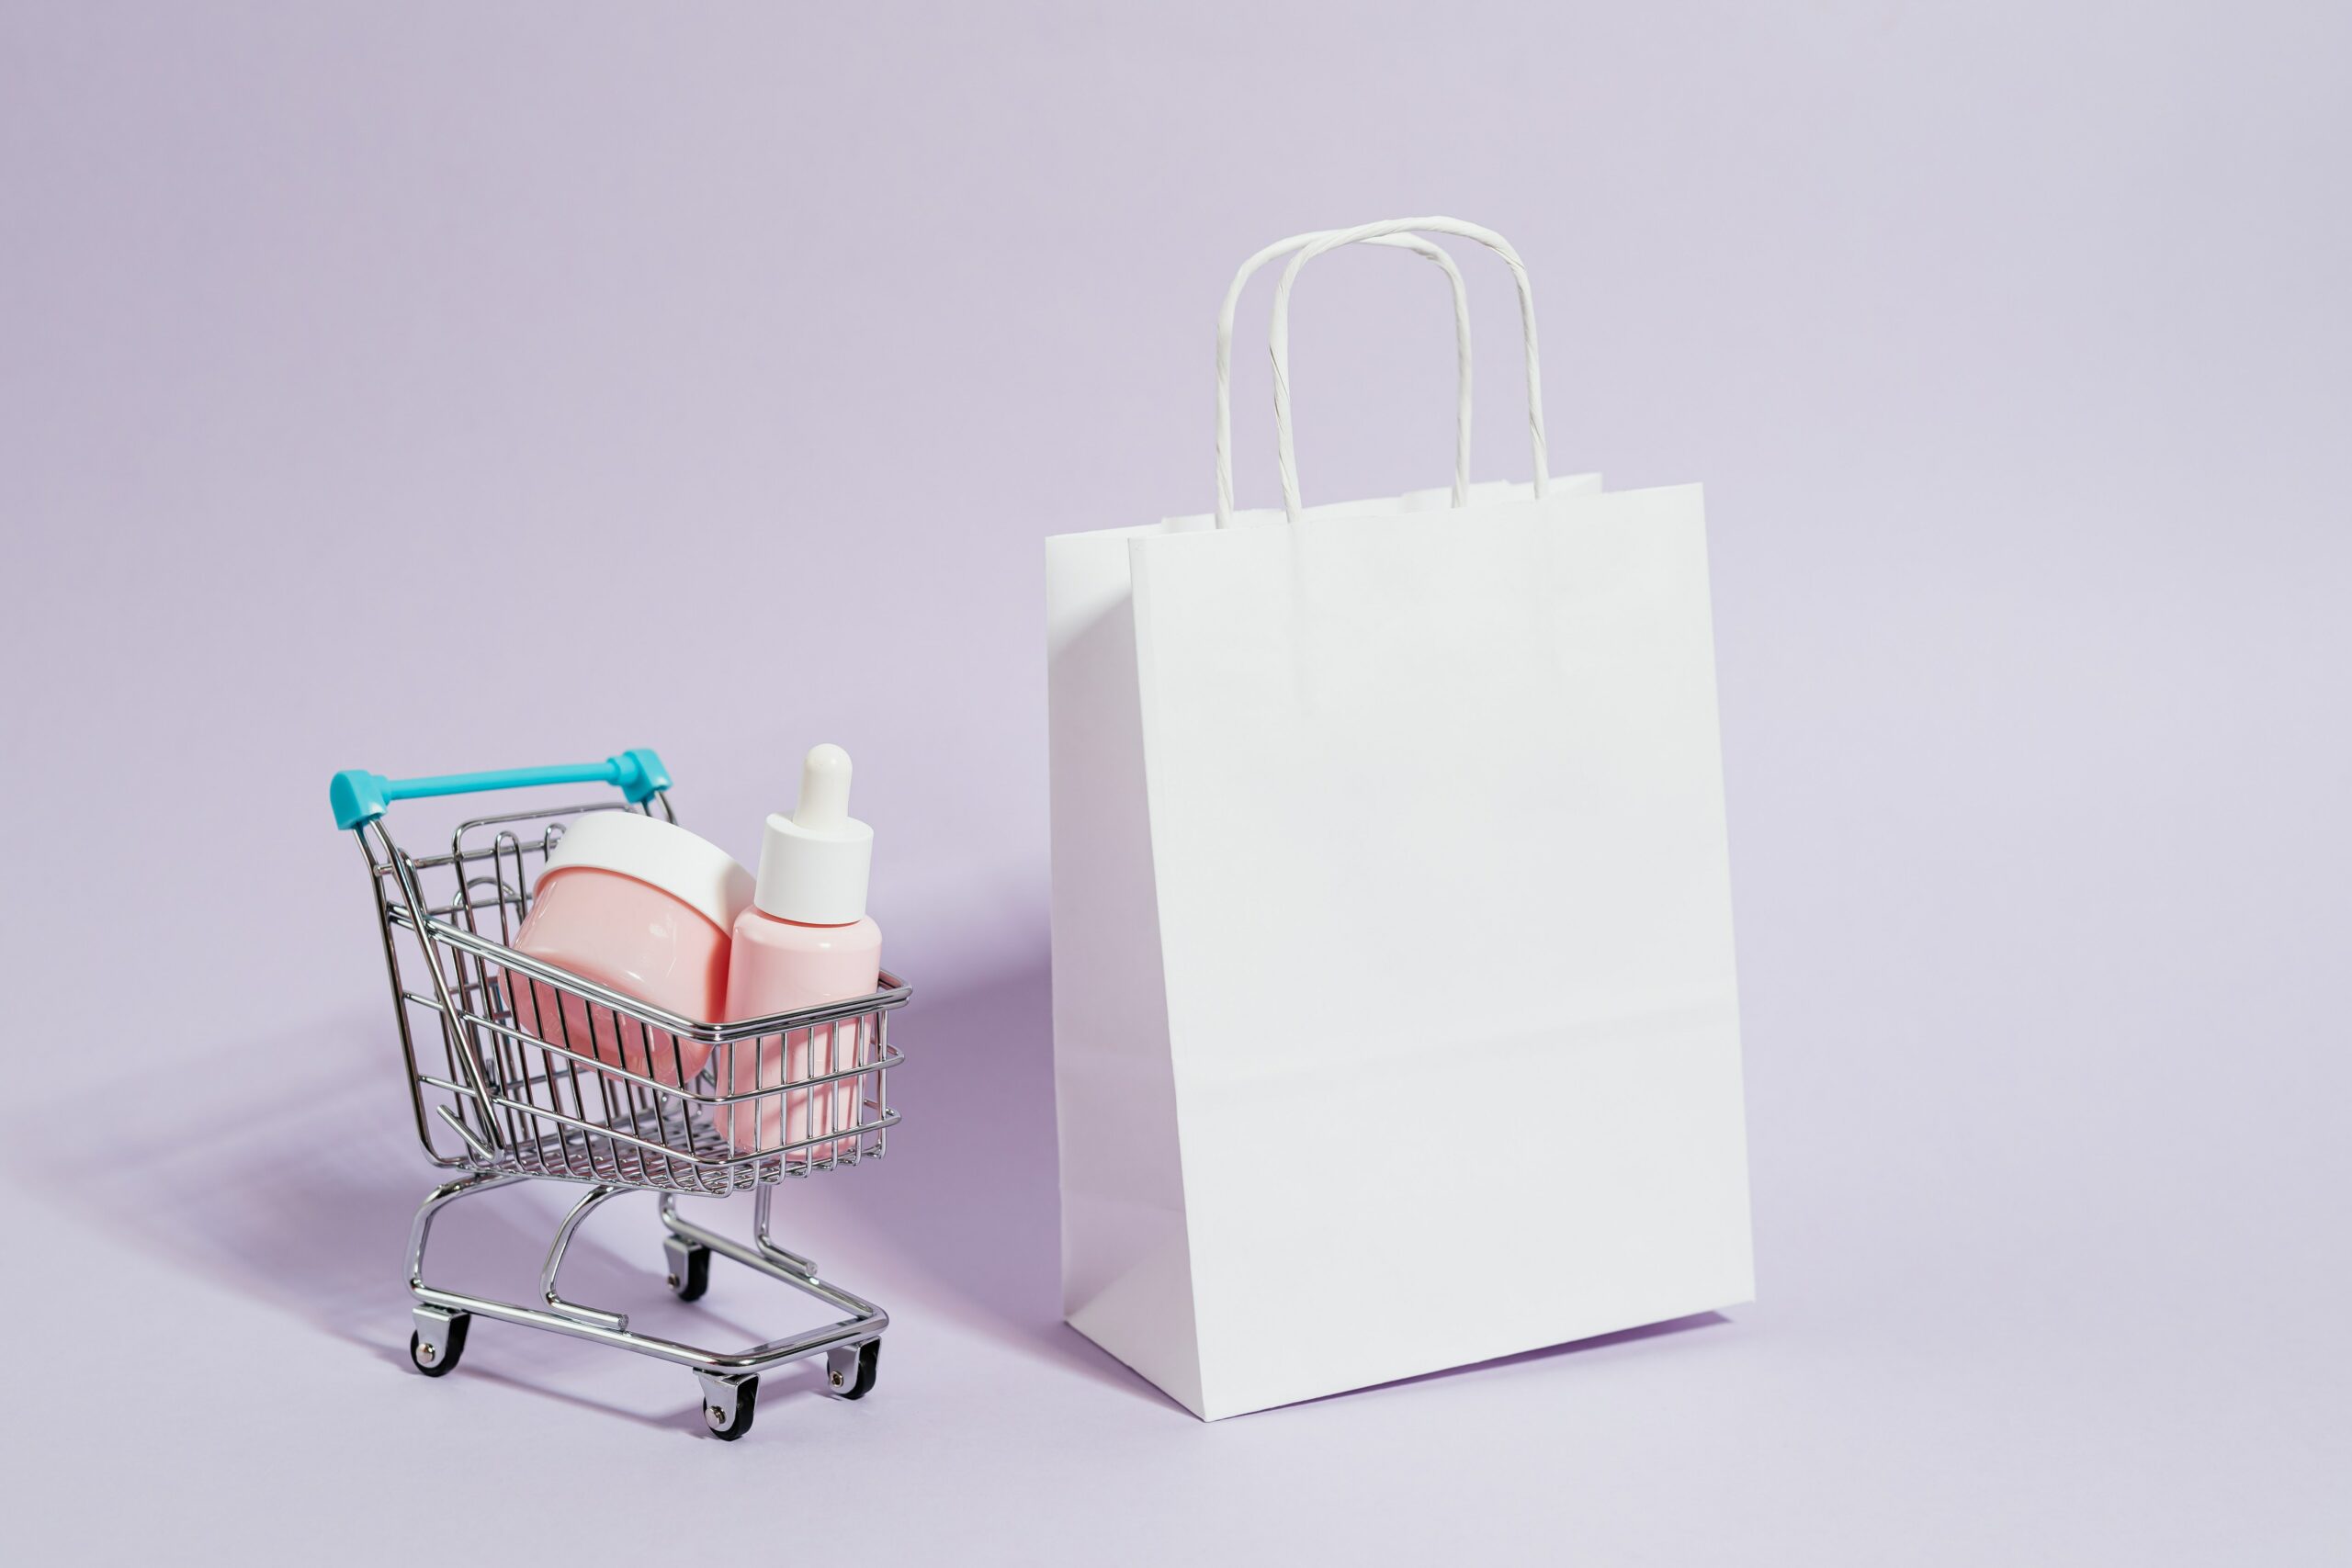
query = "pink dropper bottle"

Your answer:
(719, 744), (880, 1159)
